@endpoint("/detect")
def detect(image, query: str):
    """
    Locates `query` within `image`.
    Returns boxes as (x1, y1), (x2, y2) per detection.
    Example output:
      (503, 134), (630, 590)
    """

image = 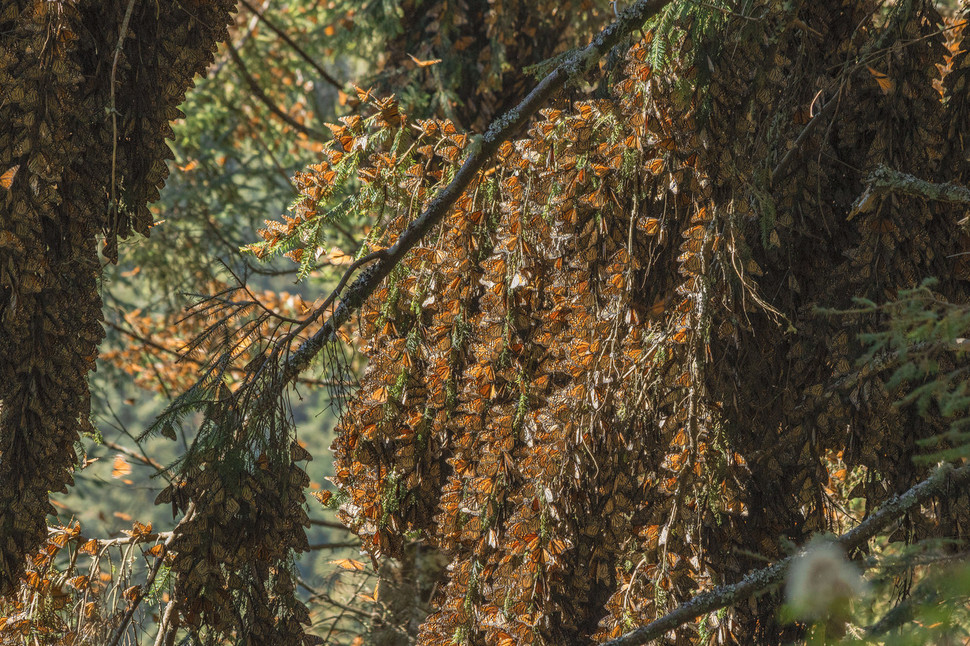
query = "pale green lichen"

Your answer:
(484, 109), (521, 143)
